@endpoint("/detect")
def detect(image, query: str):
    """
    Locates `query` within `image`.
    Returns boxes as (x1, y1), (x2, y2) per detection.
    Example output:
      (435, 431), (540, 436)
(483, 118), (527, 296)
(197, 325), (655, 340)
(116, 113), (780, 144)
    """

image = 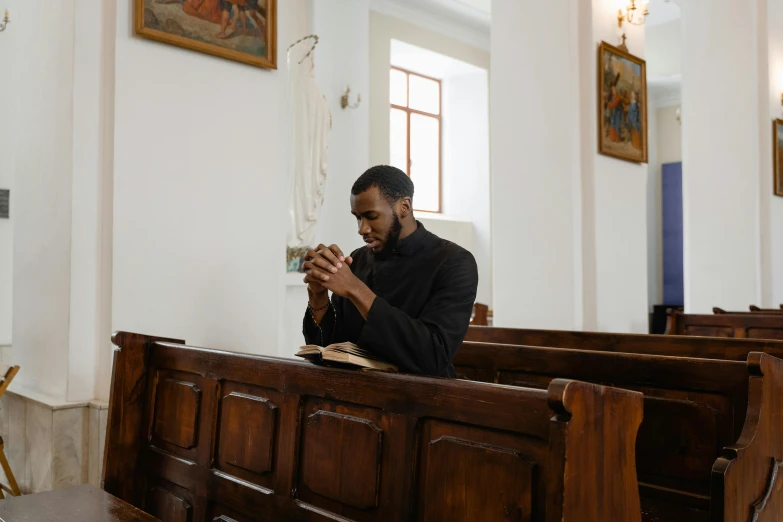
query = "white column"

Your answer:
(767, 0), (783, 305)
(0, 0), (20, 349)
(588, 0), (649, 333)
(680, 0), (764, 312)
(490, 0), (583, 329)
(11, 0), (111, 401)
